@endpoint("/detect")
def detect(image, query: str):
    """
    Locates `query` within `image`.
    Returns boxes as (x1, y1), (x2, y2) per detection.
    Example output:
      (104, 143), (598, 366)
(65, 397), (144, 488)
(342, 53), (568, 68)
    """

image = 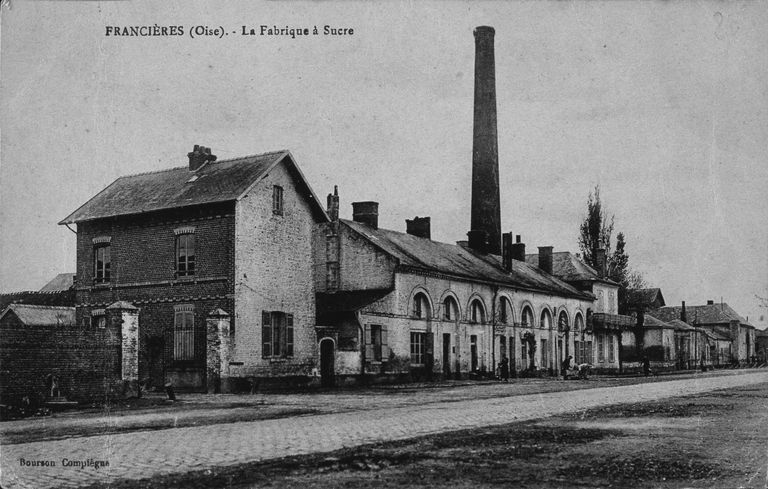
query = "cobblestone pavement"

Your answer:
(2, 371), (767, 489)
